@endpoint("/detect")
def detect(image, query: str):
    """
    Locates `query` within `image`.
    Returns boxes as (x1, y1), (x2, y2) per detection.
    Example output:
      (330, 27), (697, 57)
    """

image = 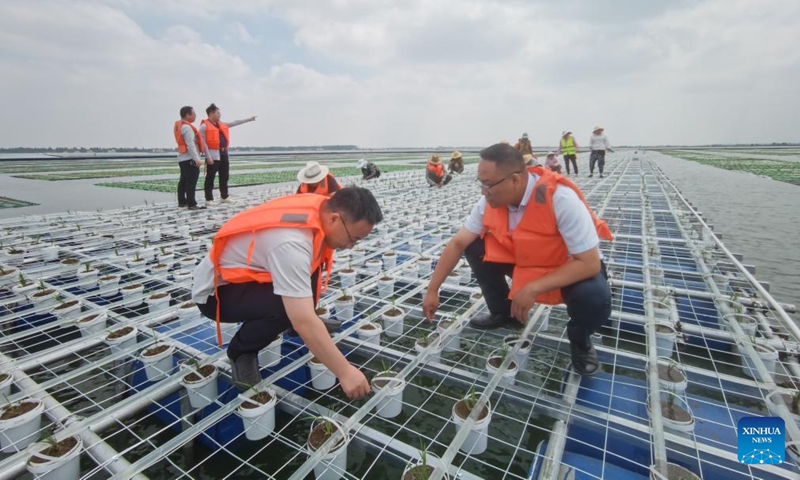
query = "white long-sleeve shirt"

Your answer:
(199, 118), (255, 161)
(177, 124), (202, 163)
(588, 134), (611, 151)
